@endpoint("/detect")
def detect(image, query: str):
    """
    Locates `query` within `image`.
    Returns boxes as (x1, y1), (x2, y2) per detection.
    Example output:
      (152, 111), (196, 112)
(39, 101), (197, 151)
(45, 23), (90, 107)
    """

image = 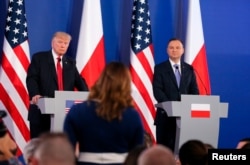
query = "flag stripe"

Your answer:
(130, 67), (155, 117)
(191, 103), (210, 110)
(1, 109), (27, 157)
(1, 53), (29, 109)
(0, 0), (31, 154)
(136, 47), (154, 79)
(132, 84), (156, 140)
(130, 0), (156, 141)
(3, 38), (29, 87)
(0, 67), (29, 128)
(133, 102), (155, 143)
(130, 49), (156, 118)
(191, 111), (210, 118)
(0, 84), (29, 141)
(184, 0), (211, 95)
(192, 45), (211, 95)
(13, 43), (30, 71)
(80, 37), (105, 87)
(130, 50), (155, 103)
(76, 0), (105, 88)
(185, 0), (204, 64)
